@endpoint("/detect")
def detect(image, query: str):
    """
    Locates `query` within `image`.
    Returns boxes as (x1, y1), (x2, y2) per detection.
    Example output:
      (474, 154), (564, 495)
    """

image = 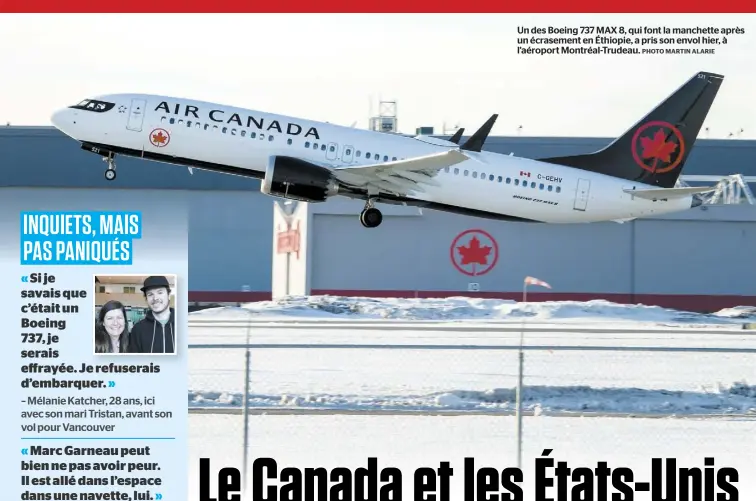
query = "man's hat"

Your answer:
(141, 275), (171, 292)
